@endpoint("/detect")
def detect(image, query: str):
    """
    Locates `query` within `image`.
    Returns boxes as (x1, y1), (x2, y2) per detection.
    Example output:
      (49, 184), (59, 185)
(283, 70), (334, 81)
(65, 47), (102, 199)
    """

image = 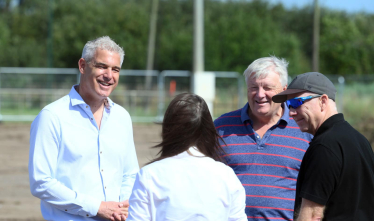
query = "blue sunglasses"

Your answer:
(286, 95), (321, 109)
